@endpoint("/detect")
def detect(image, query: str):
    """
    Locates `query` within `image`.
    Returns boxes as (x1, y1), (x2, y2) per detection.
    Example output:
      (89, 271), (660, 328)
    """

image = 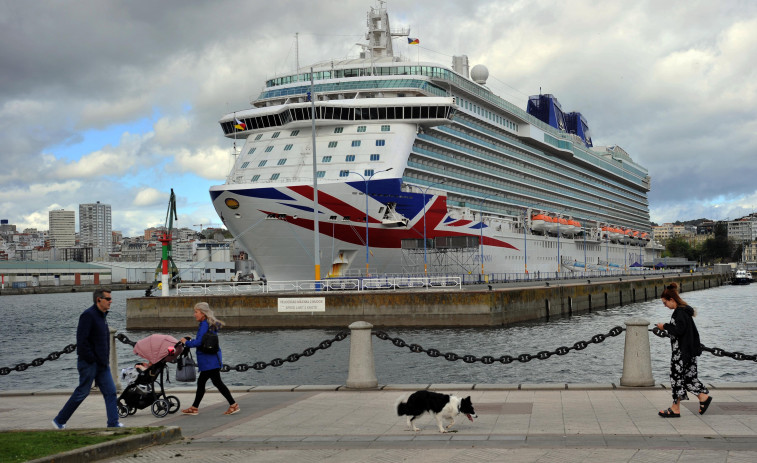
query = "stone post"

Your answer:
(345, 321), (378, 389)
(620, 318), (654, 387)
(109, 328), (122, 392)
